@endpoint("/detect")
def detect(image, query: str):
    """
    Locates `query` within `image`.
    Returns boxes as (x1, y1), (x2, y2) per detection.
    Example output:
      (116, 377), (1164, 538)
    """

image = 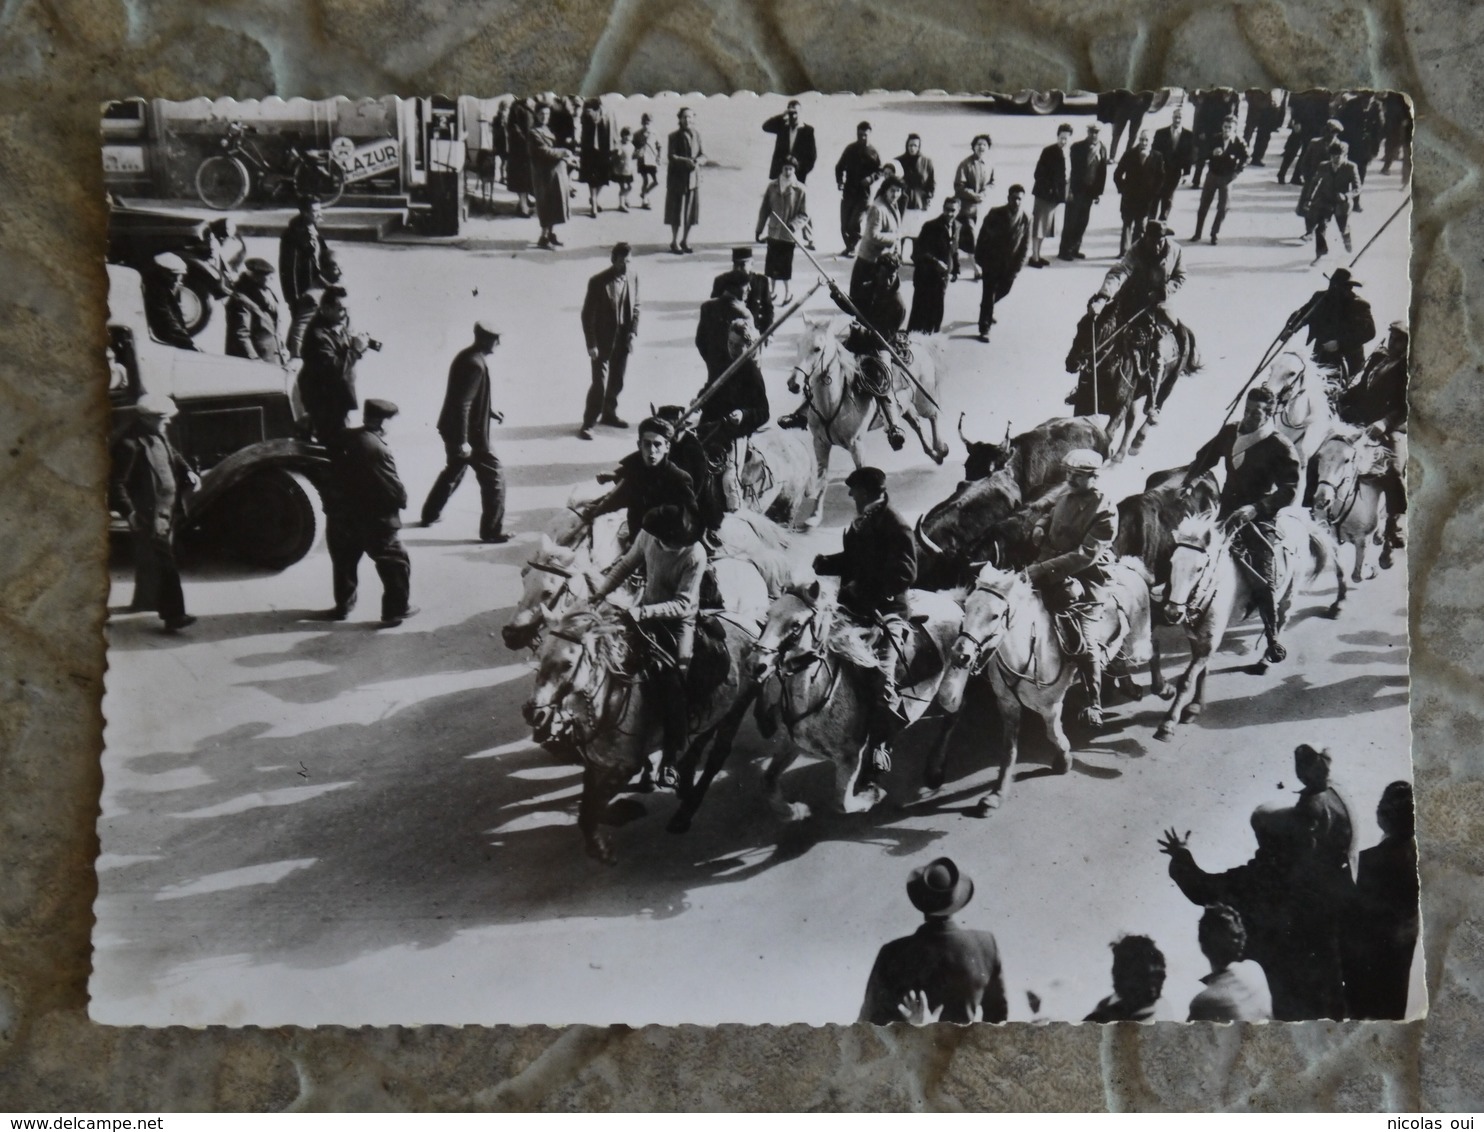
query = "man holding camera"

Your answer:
(419, 321), (509, 543)
(297, 285), (378, 445)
